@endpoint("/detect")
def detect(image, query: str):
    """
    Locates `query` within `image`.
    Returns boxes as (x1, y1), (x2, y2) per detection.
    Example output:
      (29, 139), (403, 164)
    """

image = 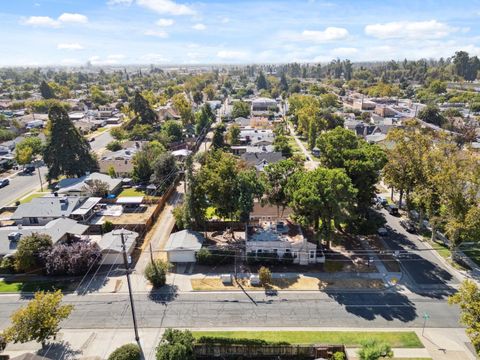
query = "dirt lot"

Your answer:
(191, 276), (385, 291)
